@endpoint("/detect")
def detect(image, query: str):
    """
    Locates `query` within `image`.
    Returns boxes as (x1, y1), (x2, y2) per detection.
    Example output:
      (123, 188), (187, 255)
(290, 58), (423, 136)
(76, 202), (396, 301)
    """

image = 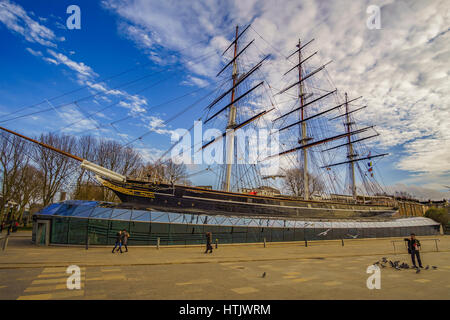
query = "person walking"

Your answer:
(112, 230), (123, 253)
(404, 233), (423, 268)
(204, 232), (213, 254)
(121, 229), (130, 252)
